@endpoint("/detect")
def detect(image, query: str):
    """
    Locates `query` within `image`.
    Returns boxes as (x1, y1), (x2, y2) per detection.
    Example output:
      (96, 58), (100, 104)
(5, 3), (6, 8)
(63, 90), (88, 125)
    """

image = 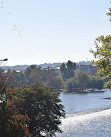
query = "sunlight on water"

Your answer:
(56, 108), (111, 137)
